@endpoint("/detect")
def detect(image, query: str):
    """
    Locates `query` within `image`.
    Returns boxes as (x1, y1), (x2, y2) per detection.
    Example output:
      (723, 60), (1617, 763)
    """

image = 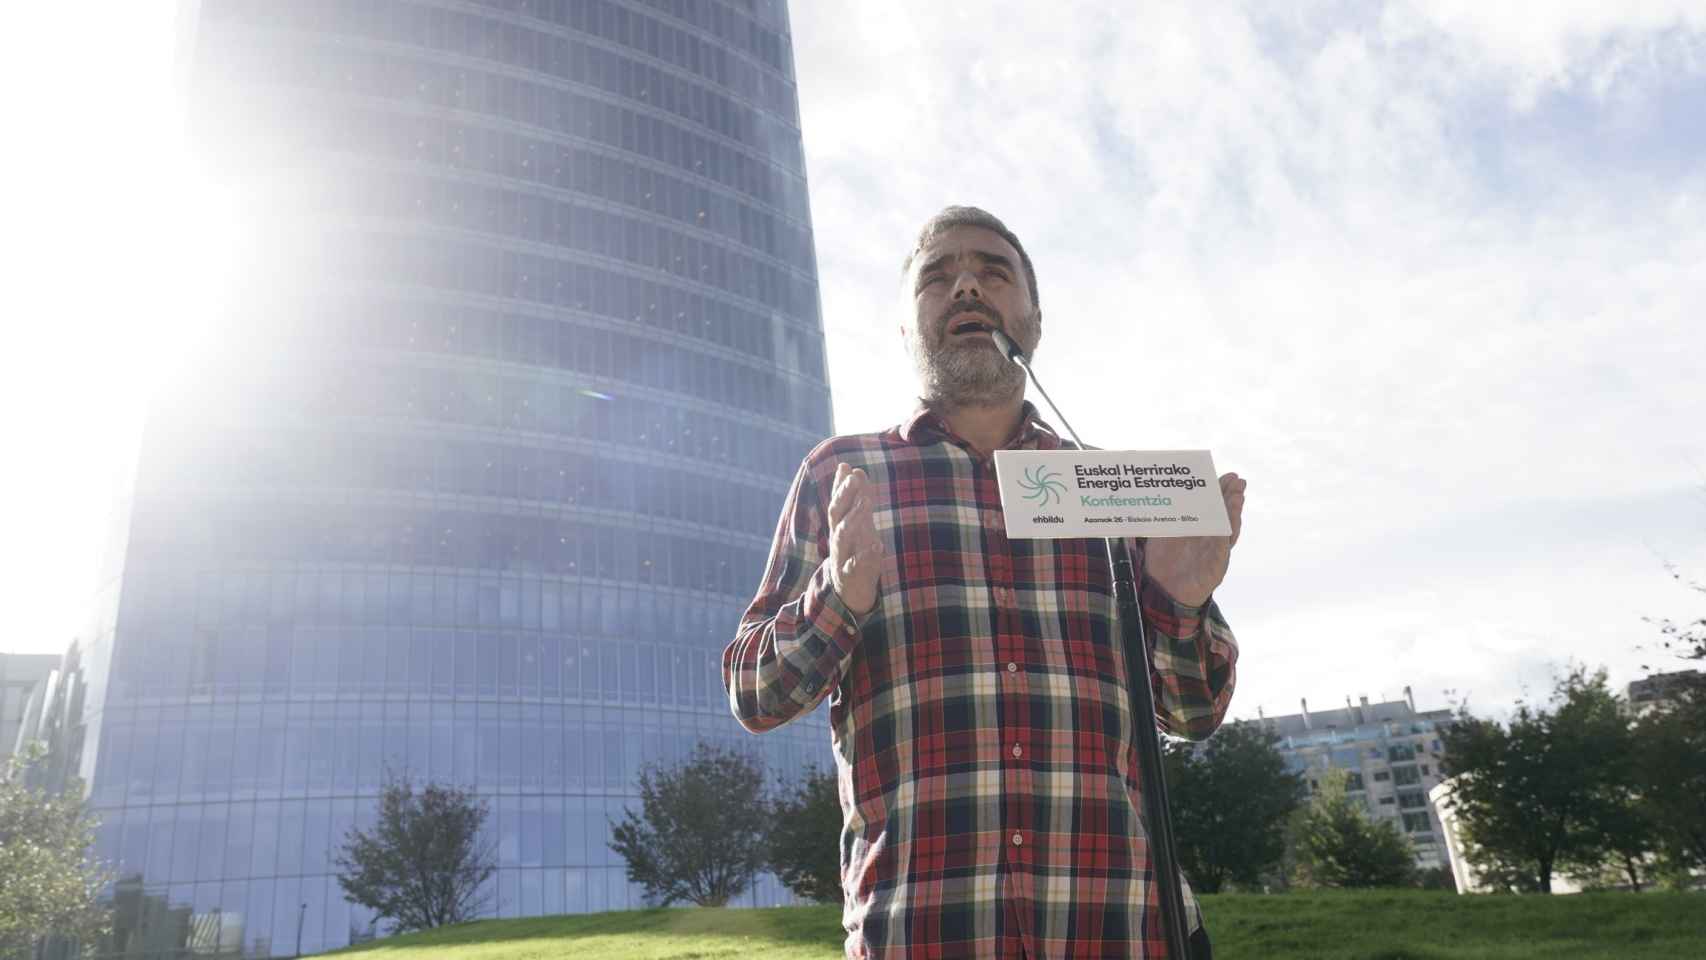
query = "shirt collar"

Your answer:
(899, 400), (1063, 451)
